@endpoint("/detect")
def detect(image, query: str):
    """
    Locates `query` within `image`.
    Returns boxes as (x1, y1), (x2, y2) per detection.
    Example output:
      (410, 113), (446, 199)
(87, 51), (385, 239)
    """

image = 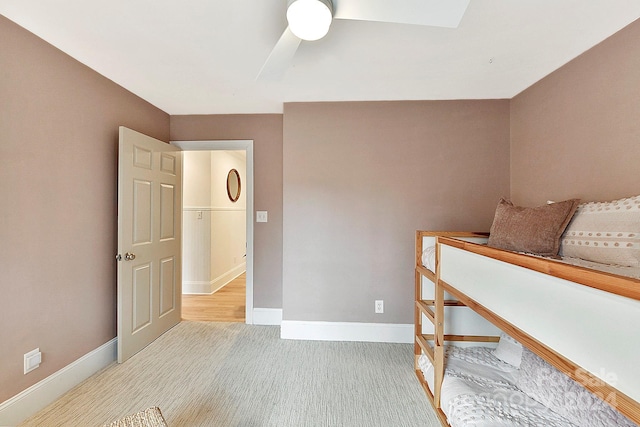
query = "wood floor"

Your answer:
(182, 273), (245, 322)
